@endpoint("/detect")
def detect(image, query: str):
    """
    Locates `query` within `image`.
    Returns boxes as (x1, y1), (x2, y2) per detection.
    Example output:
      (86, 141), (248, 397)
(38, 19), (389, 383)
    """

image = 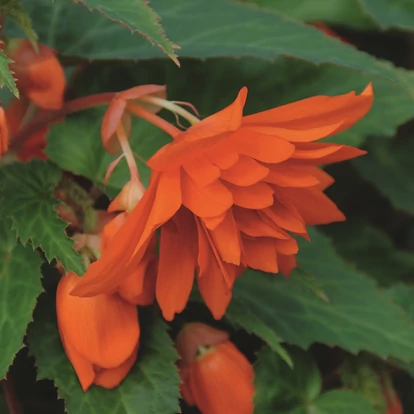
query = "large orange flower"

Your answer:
(177, 323), (254, 414)
(7, 39), (66, 110)
(71, 85), (373, 320)
(56, 272), (139, 391)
